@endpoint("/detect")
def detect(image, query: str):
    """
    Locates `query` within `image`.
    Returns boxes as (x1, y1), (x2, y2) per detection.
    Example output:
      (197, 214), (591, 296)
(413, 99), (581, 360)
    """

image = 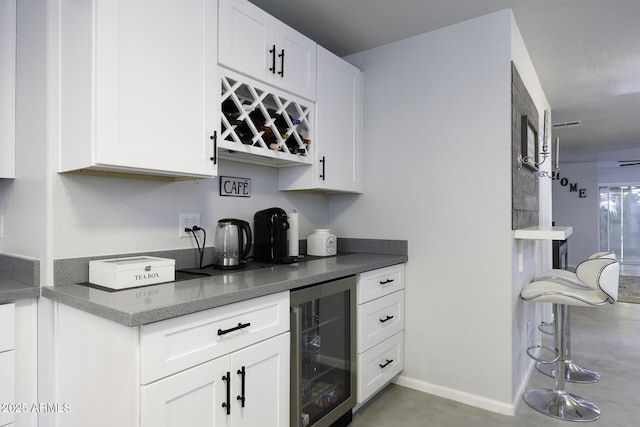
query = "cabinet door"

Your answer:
(275, 25), (316, 101)
(357, 332), (404, 404)
(0, 0), (15, 178)
(140, 291), (289, 385)
(219, 0), (316, 101)
(231, 333), (290, 427)
(357, 290), (404, 353)
(0, 303), (14, 352)
(141, 355), (229, 427)
(280, 46), (362, 192)
(0, 350), (15, 426)
(316, 46), (363, 192)
(60, 0), (218, 178)
(218, 0), (275, 85)
(357, 264), (405, 304)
